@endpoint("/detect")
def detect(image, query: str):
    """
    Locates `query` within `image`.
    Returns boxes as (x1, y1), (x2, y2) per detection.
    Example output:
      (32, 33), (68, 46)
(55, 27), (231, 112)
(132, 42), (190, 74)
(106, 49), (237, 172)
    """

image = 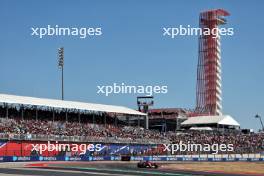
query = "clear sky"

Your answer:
(0, 0), (263, 131)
